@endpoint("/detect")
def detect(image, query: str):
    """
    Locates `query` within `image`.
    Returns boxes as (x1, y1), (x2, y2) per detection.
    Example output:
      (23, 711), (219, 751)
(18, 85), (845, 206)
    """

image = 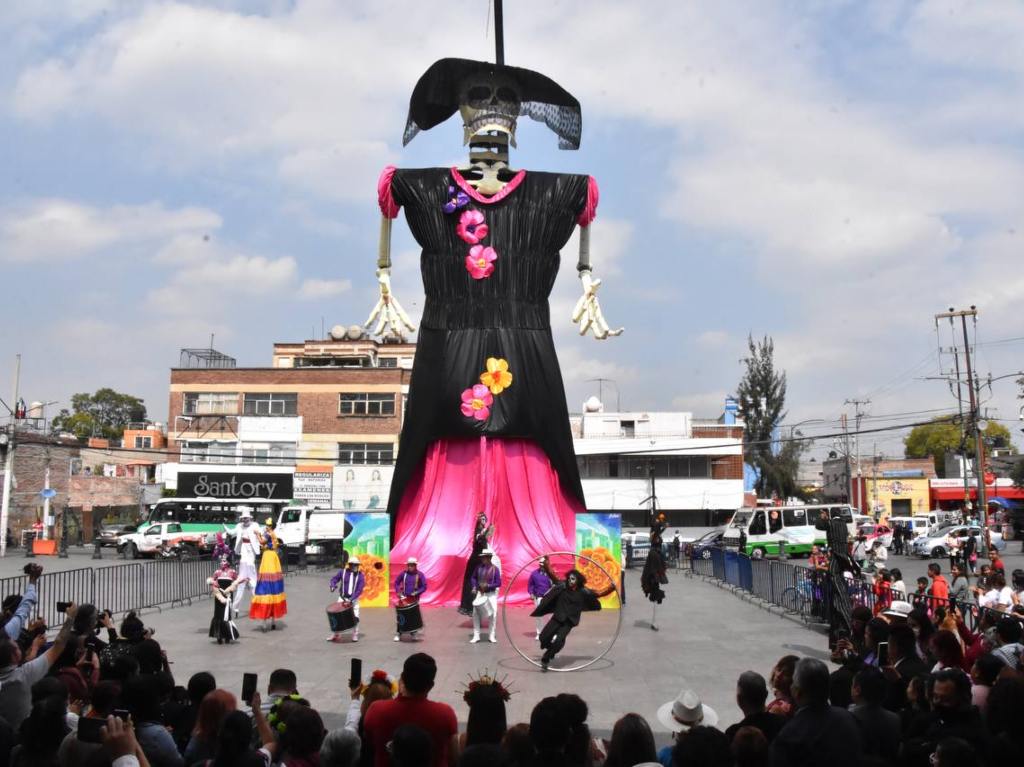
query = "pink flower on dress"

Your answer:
(460, 384), (493, 421)
(465, 245), (497, 279)
(456, 209), (489, 244)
